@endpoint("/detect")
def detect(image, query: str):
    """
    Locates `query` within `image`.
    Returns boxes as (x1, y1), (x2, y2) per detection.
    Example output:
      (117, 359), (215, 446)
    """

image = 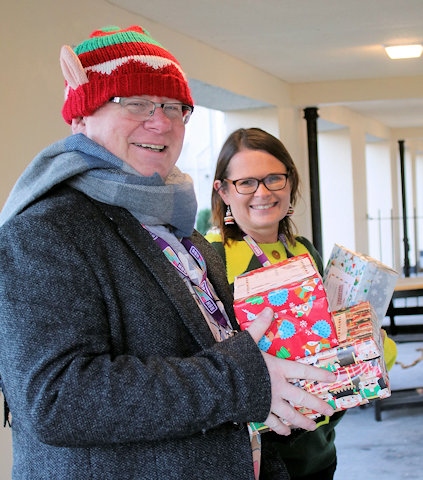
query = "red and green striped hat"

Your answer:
(60, 25), (193, 124)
